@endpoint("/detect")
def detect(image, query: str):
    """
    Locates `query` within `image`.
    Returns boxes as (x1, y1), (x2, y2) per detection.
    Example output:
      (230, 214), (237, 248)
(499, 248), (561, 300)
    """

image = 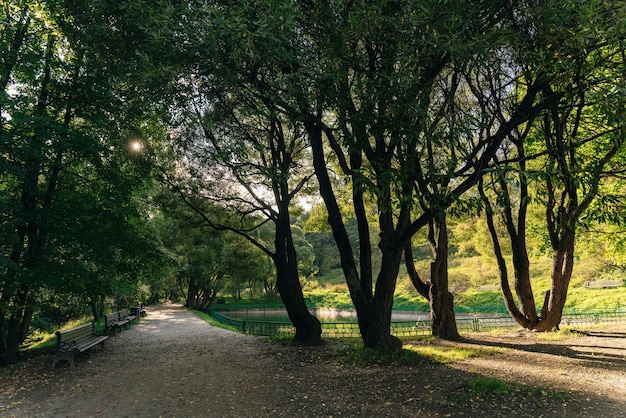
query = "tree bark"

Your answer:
(534, 229), (576, 331)
(308, 117), (408, 349)
(306, 119), (373, 338)
(274, 205), (322, 344)
(428, 217), (459, 340)
(479, 178), (536, 329)
(18, 307), (34, 343)
(363, 238), (403, 350)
